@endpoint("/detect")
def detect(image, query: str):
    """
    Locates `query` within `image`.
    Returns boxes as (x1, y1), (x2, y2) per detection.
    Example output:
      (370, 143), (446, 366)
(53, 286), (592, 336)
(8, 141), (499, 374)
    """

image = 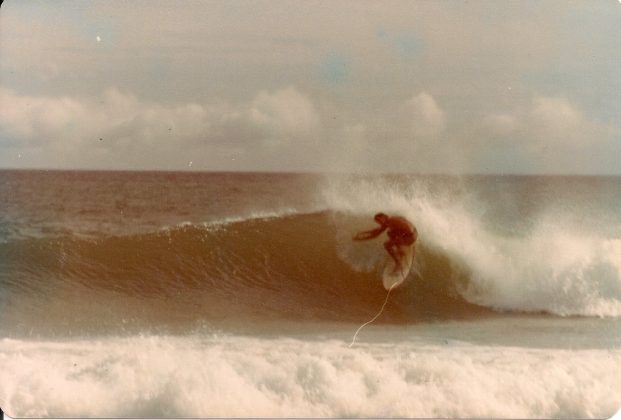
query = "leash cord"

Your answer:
(349, 282), (398, 347)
